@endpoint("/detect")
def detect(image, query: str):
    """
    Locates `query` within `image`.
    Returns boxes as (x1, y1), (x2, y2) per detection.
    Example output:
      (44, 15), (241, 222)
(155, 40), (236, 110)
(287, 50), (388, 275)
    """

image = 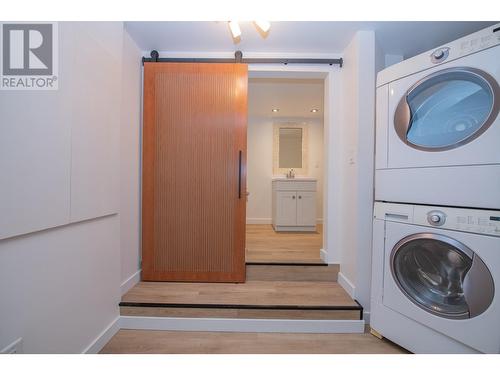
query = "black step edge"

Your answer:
(119, 301), (362, 313)
(354, 299), (364, 320)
